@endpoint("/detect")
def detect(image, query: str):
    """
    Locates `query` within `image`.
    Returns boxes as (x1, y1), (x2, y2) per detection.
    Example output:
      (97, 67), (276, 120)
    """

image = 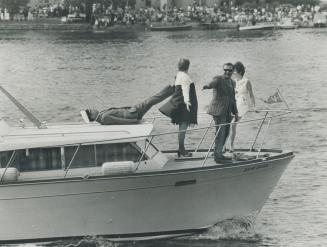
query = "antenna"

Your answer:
(0, 85), (46, 129)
